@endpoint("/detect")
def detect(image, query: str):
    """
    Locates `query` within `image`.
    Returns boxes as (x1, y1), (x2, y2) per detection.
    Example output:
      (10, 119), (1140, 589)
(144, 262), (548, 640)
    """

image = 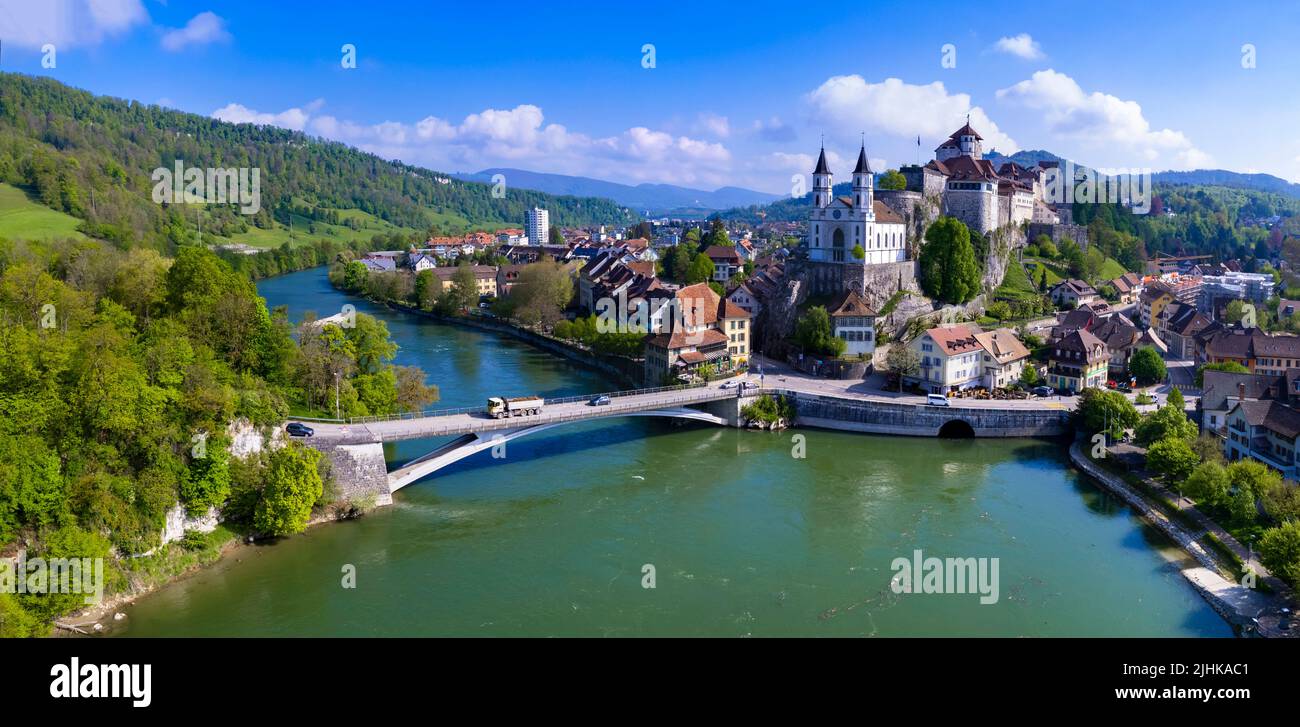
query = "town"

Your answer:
(2, 3), (1299, 666)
